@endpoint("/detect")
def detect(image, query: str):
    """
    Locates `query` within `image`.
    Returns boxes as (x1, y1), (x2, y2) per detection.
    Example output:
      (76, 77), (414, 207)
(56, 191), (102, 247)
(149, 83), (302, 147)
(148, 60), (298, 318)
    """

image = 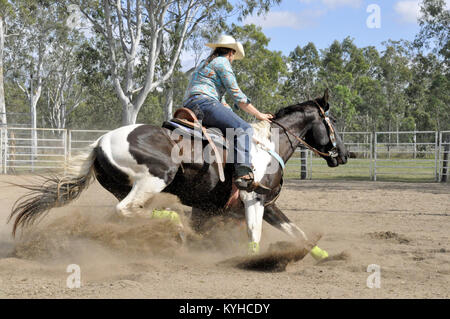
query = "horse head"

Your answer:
(302, 89), (348, 167)
(274, 89), (348, 168)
